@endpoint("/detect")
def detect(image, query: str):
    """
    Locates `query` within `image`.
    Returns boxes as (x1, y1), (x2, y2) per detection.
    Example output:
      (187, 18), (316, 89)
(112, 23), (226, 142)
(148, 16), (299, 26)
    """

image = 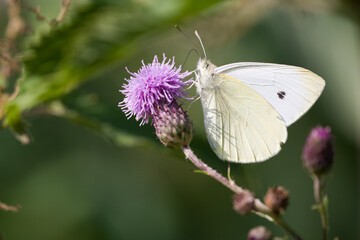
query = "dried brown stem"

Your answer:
(56, 0), (72, 23)
(0, 201), (20, 212)
(1, 0), (24, 82)
(22, 0), (71, 26)
(5, 0), (25, 40)
(22, 2), (48, 23)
